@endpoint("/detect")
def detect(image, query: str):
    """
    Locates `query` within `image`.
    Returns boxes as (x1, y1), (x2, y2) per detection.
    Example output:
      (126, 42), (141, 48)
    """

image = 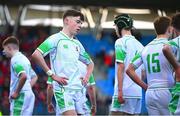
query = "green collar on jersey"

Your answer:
(60, 31), (74, 40)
